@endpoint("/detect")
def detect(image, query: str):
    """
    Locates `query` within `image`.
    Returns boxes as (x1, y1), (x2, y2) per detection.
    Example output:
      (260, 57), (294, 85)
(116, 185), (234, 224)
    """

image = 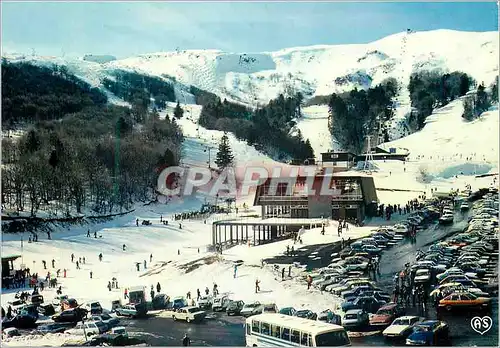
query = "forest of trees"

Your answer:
(197, 92), (313, 162)
(2, 60), (108, 128)
(462, 78), (498, 121)
(408, 70), (474, 129)
(2, 62), (183, 217)
(328, 78), (398, 154)
(102, 70), (176, 119)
